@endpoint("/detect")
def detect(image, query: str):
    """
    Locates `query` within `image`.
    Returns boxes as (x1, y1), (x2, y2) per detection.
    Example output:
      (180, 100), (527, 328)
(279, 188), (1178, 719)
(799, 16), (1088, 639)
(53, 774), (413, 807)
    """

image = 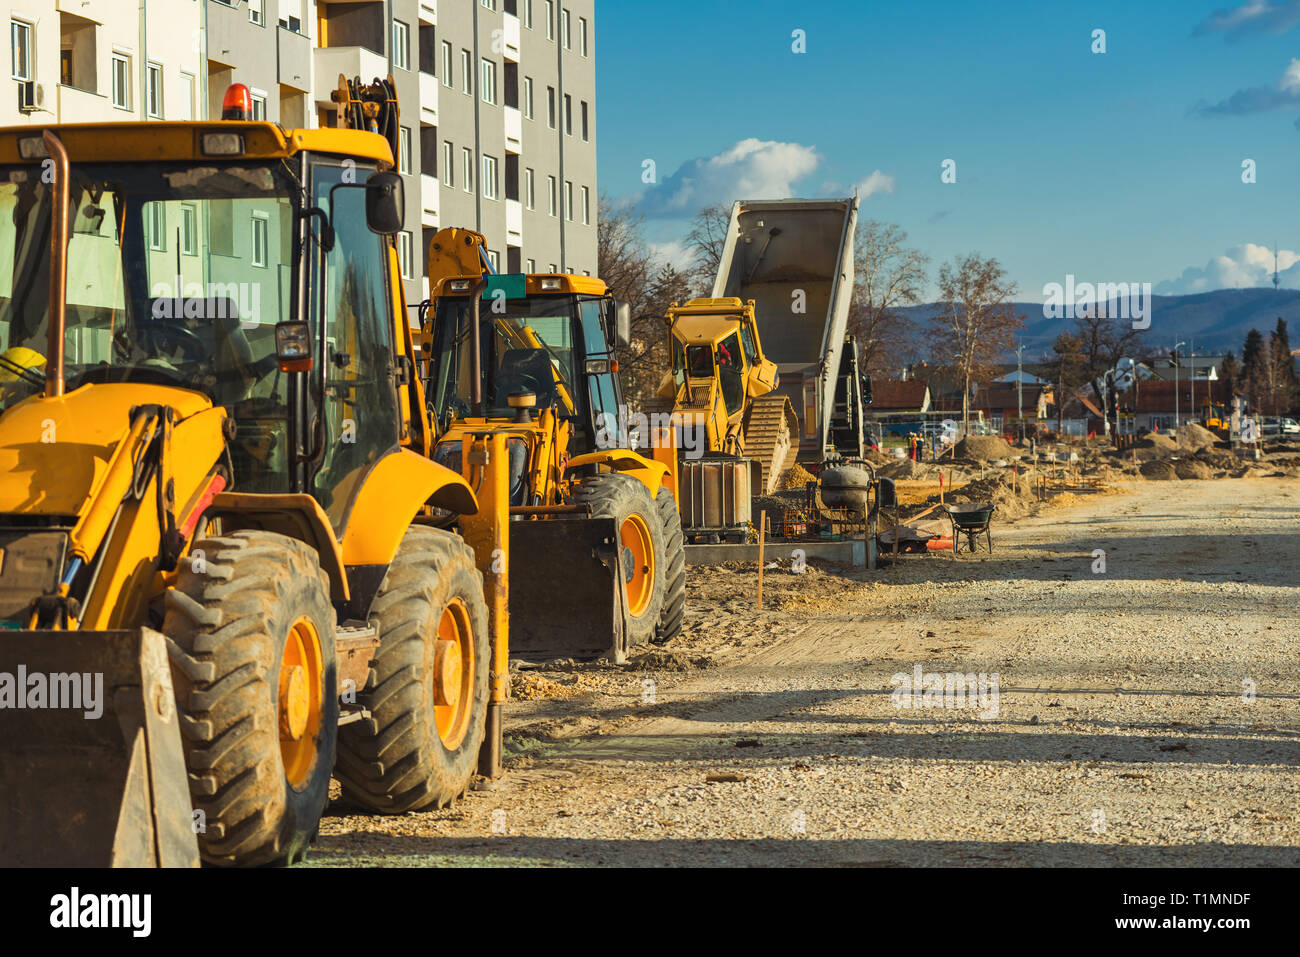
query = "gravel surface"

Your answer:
(313, 478), (1300, 867)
